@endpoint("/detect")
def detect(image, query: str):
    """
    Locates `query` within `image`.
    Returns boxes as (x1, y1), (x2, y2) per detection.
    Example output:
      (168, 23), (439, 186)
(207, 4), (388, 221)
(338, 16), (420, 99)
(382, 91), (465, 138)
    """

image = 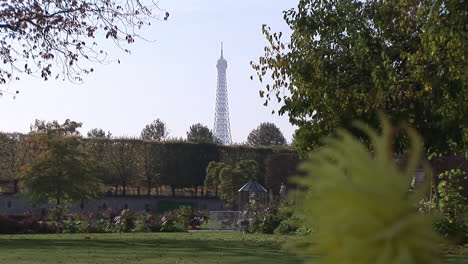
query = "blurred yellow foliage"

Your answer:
(296, 119), (441, 264)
